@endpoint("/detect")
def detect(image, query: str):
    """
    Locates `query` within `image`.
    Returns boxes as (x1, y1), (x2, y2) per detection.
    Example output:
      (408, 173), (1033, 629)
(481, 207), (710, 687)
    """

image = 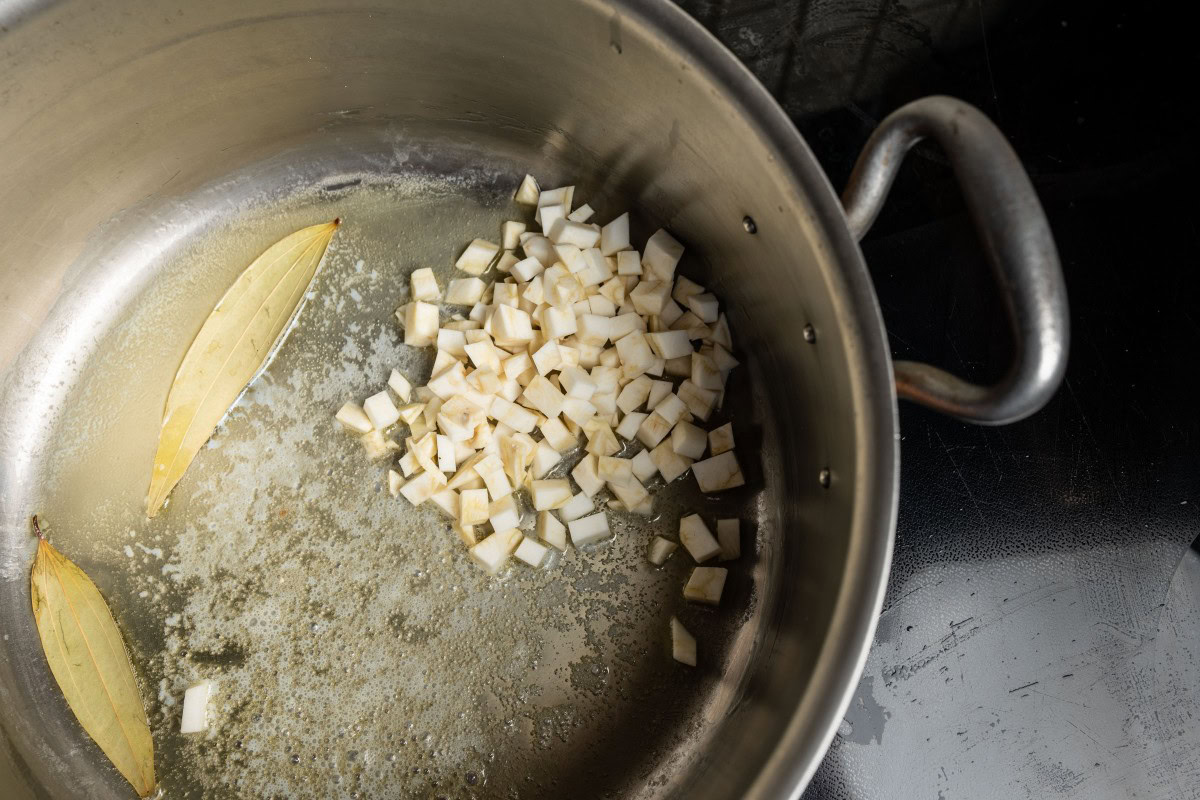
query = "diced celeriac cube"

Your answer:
(692, 451), (746, 493)
(515, 536), (549, 567)
(636, 412), (674, 448)
(557, 492), (593, 522)
(388, 369), (413, 403)
(707, 313), (733, 349)
(502, 220), (527, 250)
(716, 518), (740, 560)
(710, 342), (739, 373)
(650, 441), (693, 483)
(488, 494), (521, 532)
(475, 454), (514, 499)
(588, 294), (617, 317)
(643, 229), (684, 282)
(558, 365), (597, 399)
(335, 402), (373, 434)
(648, 537), (678, 566)
(399, 470), (447, 506)
(537, 511), (568, 550)
(436, 434), (457, 472)
(615, 411), (647, 440)
(464, 339), (502, 373)
(599, 212), (630, 256)
(445, 277), (487, 305)
(691, 351), (723, 391)
(470, 529), (522, 575)
(664, 355), (691, 378)
(539, 416), (576, 452)
(659, 299), (684, 327)
(531, 340), (561, 375)
(495, 250), (519, 274)
(630, 281), (670, 316)
(388, 469), (403, 497)
(530, 440), (561, 479)
(523, 235), (558, 267)
(404, 301), (439, 346)
(608, 477), (649, 512)
(531, 479), (573, 510)
(575, 314), (611, 346)
(363, 392), (402, 430)
(492, 304), (534, 345)
(397, 402), (425, 425)
(515, 174), (540, 205)
(437, 328), (467, 357)
(596, 456), (633, 483)
(410, 267), (440, 302)
(456, 239), (499, 275)
(654, 393), (687, 426)
(567, 203), (595, 223)
(571, 453), (605, 497)
(360, 430), (397, 460)
(490, 396), (538, 433)
(460, 488), (489, 525)
(630, 450), (657, 482)
(708, 423), (734, 456)
(672, 275), (705, 305)
(553, 220), (602, 249)
(180, 680), (216, 734)
(679, 514), (721, 562)
(427, 362), (469, 400)
(542, 306), (578, 340)
(670, 421), (707, 460)
(616, 250), (642, 276)
(645, 330), (692, 360)
(511, 256), (544, 282)
(678, 379), (718, 421)
(430, 488), (459, 519)
(584, 422), (619, 456)
(683, 567), (727, 605)
(670, 618), (697, 666)
(521, 375), (565, 418)
(686, 292), (719, 323)
(568, 512), (610, 546)
(616, 376), (652, 413)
